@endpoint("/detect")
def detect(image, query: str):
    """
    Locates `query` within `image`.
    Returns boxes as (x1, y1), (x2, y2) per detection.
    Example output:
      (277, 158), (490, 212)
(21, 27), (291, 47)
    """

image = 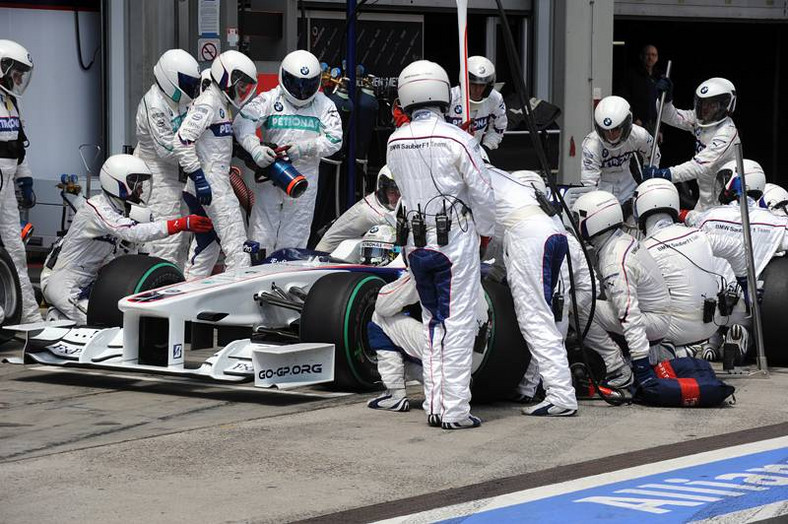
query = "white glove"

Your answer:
(252, 144), (277, 168)
(285, 140), (319, 161)
(562, 185), (596, 211)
